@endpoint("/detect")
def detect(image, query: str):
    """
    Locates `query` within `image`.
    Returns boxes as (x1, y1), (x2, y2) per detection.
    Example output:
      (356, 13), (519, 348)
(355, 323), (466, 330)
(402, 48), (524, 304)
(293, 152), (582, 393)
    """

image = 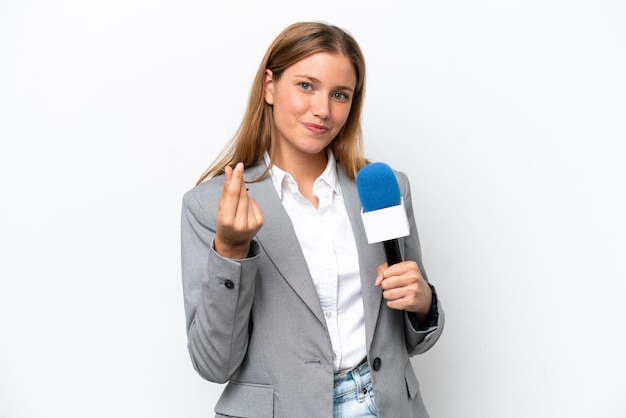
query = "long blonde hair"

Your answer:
(196, 21), (369, 185)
